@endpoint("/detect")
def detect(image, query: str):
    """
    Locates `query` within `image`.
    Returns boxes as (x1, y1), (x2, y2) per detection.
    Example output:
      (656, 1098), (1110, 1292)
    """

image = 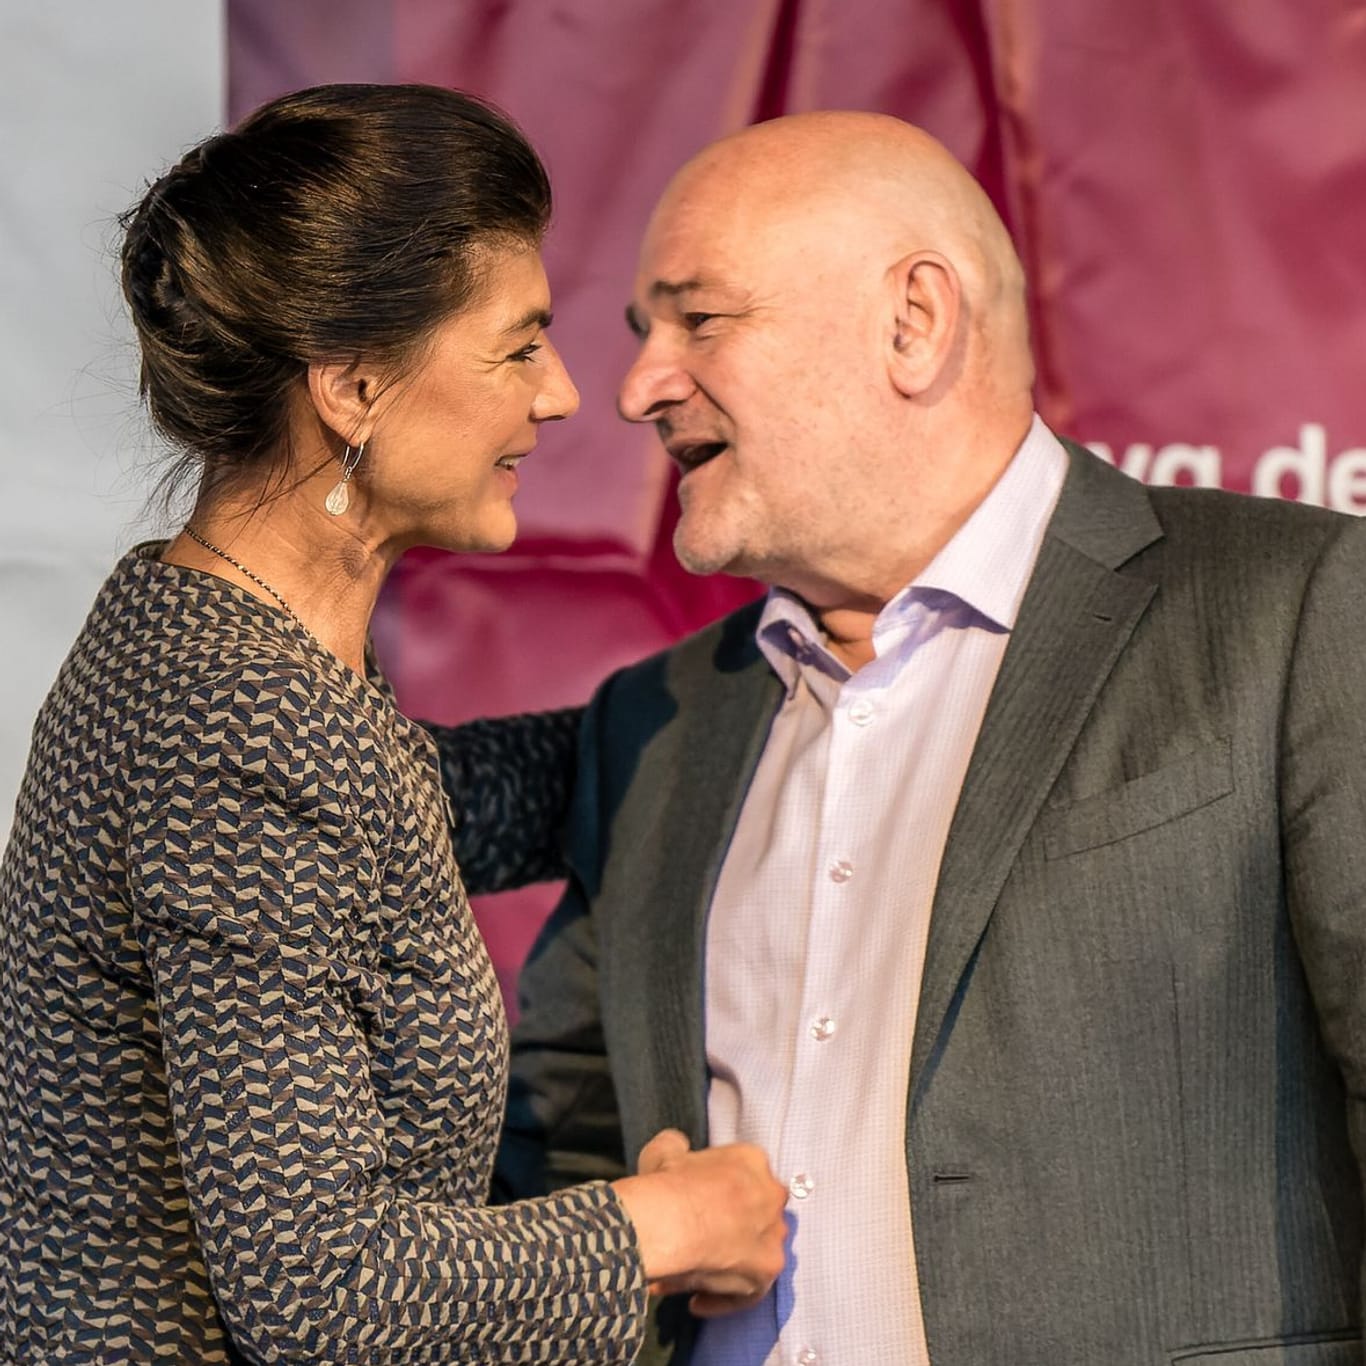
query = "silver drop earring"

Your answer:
(325, 441), (365, 516)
